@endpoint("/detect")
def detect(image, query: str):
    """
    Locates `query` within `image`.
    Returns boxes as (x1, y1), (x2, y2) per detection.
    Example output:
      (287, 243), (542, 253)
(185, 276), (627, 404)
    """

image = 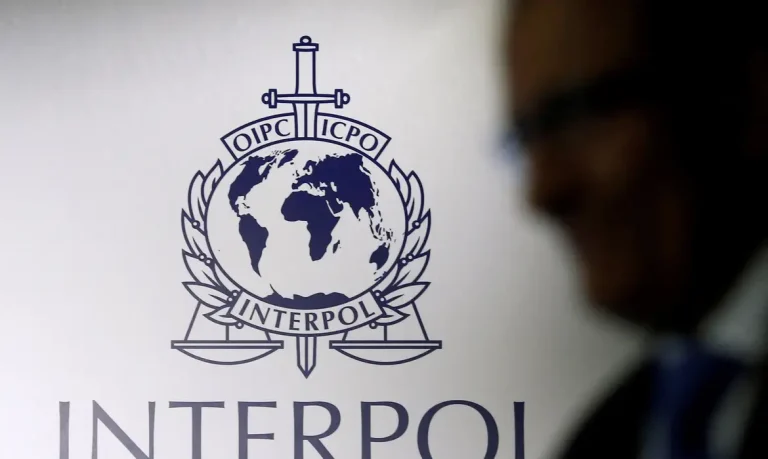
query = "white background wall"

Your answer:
(0, 1), (642, 457)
